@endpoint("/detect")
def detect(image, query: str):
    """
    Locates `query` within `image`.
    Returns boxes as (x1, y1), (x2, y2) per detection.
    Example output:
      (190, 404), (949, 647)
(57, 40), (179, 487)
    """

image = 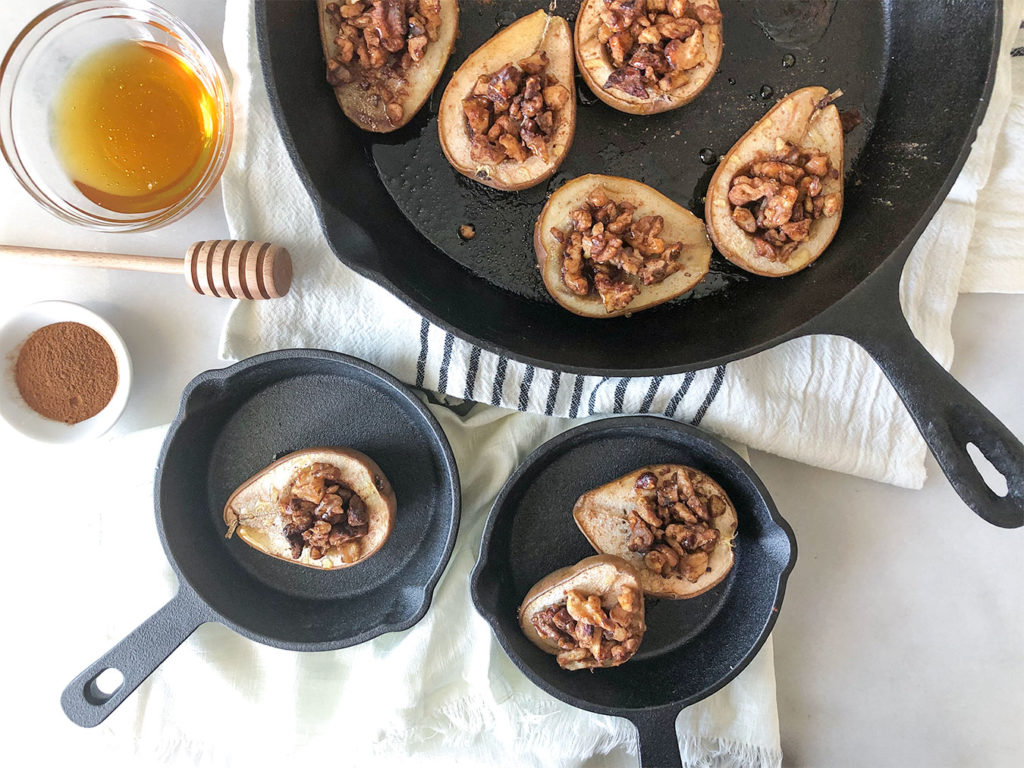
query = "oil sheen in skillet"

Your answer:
(367, 0), (885, 302)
